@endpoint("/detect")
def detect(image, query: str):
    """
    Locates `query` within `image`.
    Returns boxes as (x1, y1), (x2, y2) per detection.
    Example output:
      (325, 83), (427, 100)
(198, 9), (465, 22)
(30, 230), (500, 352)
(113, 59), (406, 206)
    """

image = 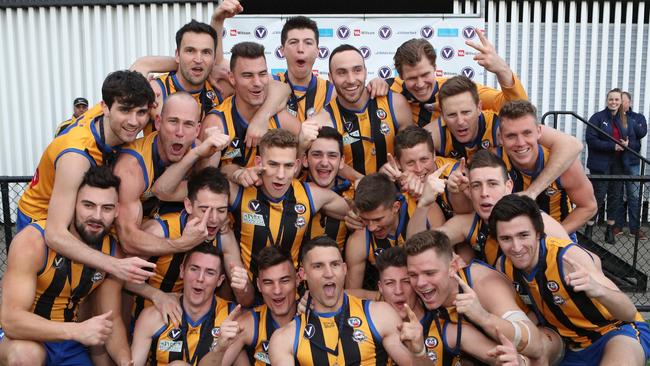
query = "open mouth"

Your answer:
(86, 222), (104, 231)
(316, 168), (332, 179)
(323, 283), (336, 297)
(418, 288), (437, 303)
(272, 297), (286, 306)
(272, 182), (285, 191)
(191, 67), (204, 76)
(207, 225), (218, 236)
(296, 59), (307, 68)
(191, 286), (204, 296)
(171, 143), (184, 154)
